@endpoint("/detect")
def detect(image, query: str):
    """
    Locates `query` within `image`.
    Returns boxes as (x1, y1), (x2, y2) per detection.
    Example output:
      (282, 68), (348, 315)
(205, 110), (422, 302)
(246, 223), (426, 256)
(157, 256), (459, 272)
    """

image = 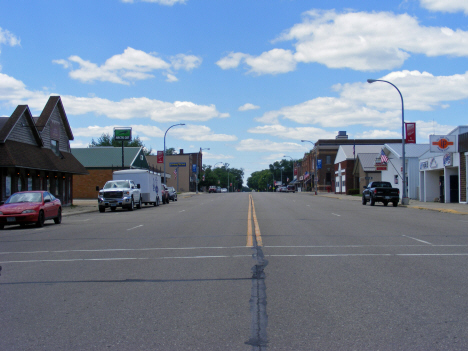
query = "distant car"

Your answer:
(167, 186), (178, 201)
(209, 186), (217, 193)
(0, 191), (62, 229)
(161, 184), (170, 204)
(216, 186), (221, 193)
(286, 185), (295, 193)
(221, 188), (227, 193)
(277, 186), (287, 192)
